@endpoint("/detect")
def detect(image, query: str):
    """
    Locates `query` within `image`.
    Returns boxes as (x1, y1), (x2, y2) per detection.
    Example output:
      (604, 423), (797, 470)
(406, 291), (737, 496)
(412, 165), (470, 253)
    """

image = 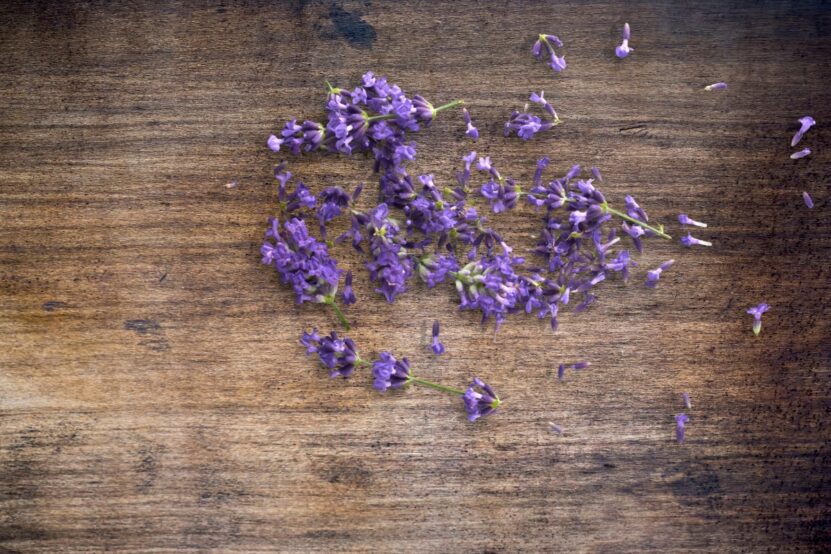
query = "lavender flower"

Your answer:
(549, 422), (564, 435)
(746, 303), (769, 336)
(704, 82), (728, 91)
(790, 148), (811, 160)
(261, 217), (341, 304)
(615, 23), (633, 58)
(645, 259), (675, 288)
(675, 413), (689, 444)
(342, 270), (356, 305)
(682, 392), (691, 410)
(532, 34), (567, 73)
(300, 329), (360, 378)
(480, 178), (519, 213)
(791, 116), (816, 147)
(678, 213), (707, 228)
(529, 91), (560, 121)
(431, 320), (445, 355)
(463, 108), (479, 140)
(463, 377), (501, 421)
(591, 166), (603, 182)
(372, 352), (411, 392)
(267, 134), (283, 152)
(680, 232), (712, 247)
(557, 361), (590, 380)
(803, 191), (814, 209)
